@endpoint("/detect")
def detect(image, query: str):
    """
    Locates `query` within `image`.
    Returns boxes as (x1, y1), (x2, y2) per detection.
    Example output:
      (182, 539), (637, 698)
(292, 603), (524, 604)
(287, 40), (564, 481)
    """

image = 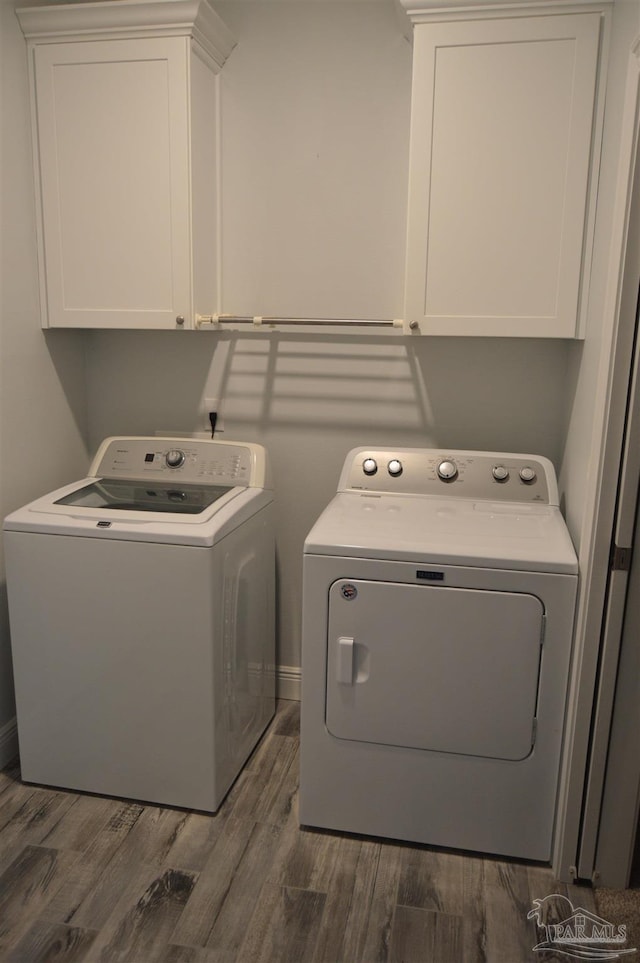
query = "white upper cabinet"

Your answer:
(401, 2), (607, 337)
(17, 0), (236, 329)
